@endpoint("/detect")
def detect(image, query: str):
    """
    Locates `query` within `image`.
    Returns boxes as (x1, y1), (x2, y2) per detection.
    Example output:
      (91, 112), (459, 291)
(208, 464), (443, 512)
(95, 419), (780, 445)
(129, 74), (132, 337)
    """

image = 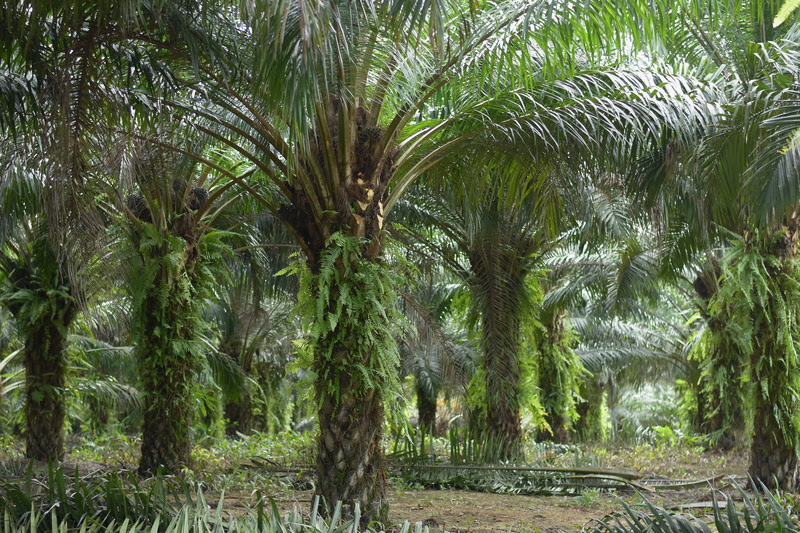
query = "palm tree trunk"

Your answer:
(477, 266), (524, 460)
(692, 260), (748, 449)
(301, 234), (397, 528)
(137, 277), (196, 475)
(573, 377), (605, 442)
(278, 117), (397, 525)
(700, 313), (748, 450)
(225, 397), (253, 437)
(317, 364), (387, 525)
(750, 400), (797, 489)
(467, 246), (526, 460)
(224, 349), (253, 437)
(416, 382), (437, 435)
(24, 315), (73, 461)
(135, 236), (201, 476)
